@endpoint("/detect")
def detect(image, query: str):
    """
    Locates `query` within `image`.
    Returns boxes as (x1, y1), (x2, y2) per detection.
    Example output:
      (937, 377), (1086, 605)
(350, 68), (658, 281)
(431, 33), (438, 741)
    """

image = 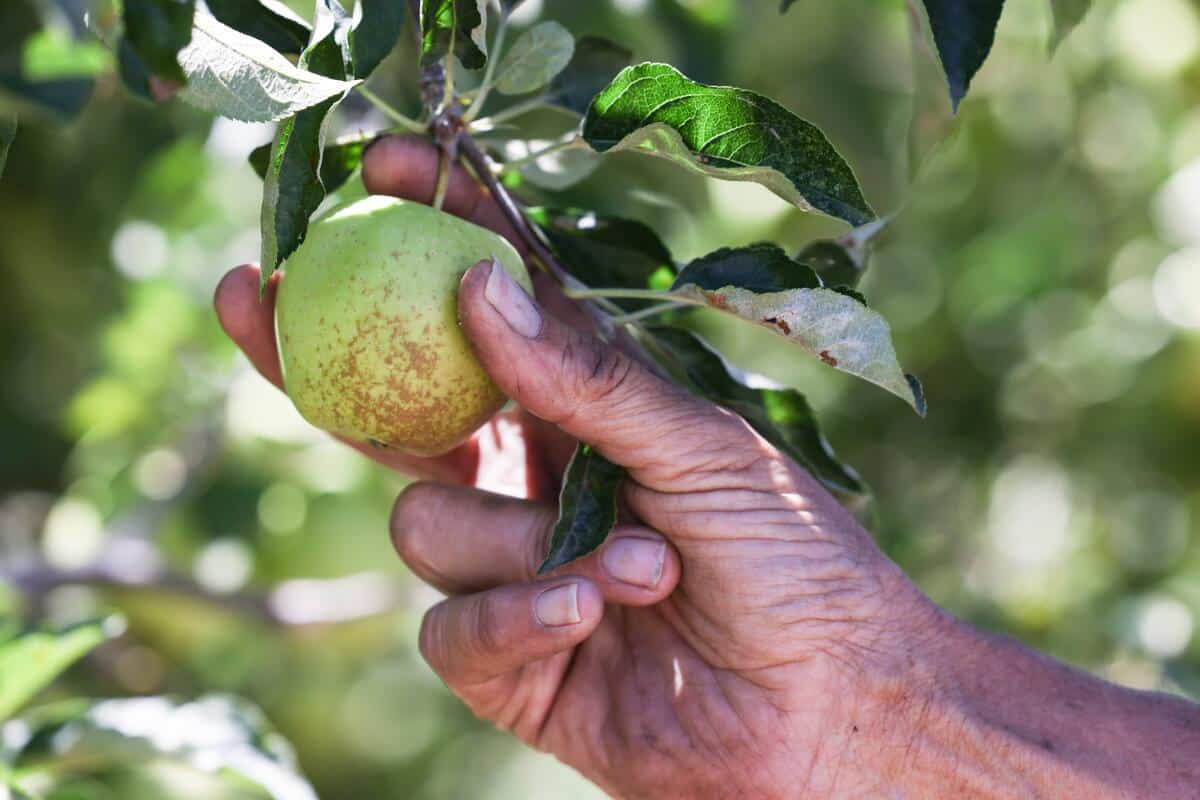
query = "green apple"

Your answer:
(275, 195), (532, 457)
